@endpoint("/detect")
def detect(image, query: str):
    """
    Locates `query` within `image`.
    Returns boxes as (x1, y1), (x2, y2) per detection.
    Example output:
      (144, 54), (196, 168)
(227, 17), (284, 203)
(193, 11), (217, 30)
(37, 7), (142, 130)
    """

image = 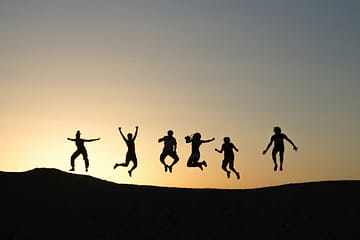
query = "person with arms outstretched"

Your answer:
(185, 132), (214, 170)
(67, 130), (100, 172)
(215, 137), (240, 179)
(114, 126), (139, 177)
(158, 130), (179, 173)
(263, 126), (298, 171)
